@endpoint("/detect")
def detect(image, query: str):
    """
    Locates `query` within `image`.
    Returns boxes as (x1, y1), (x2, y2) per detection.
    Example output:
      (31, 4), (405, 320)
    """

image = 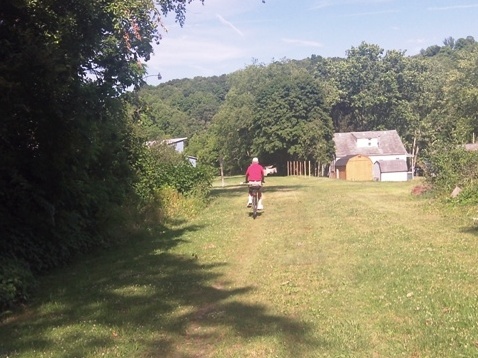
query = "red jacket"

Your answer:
(245, 163), (264, 182)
